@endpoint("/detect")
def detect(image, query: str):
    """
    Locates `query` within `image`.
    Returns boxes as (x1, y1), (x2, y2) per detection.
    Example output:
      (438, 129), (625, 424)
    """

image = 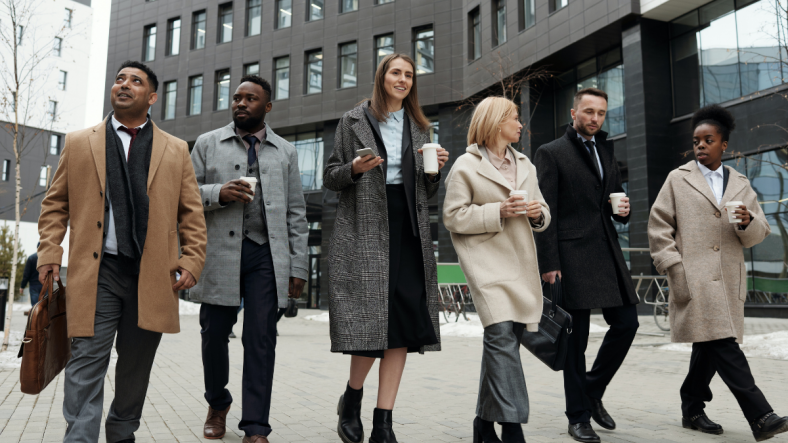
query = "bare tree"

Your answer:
(0, 0), (71, 351)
